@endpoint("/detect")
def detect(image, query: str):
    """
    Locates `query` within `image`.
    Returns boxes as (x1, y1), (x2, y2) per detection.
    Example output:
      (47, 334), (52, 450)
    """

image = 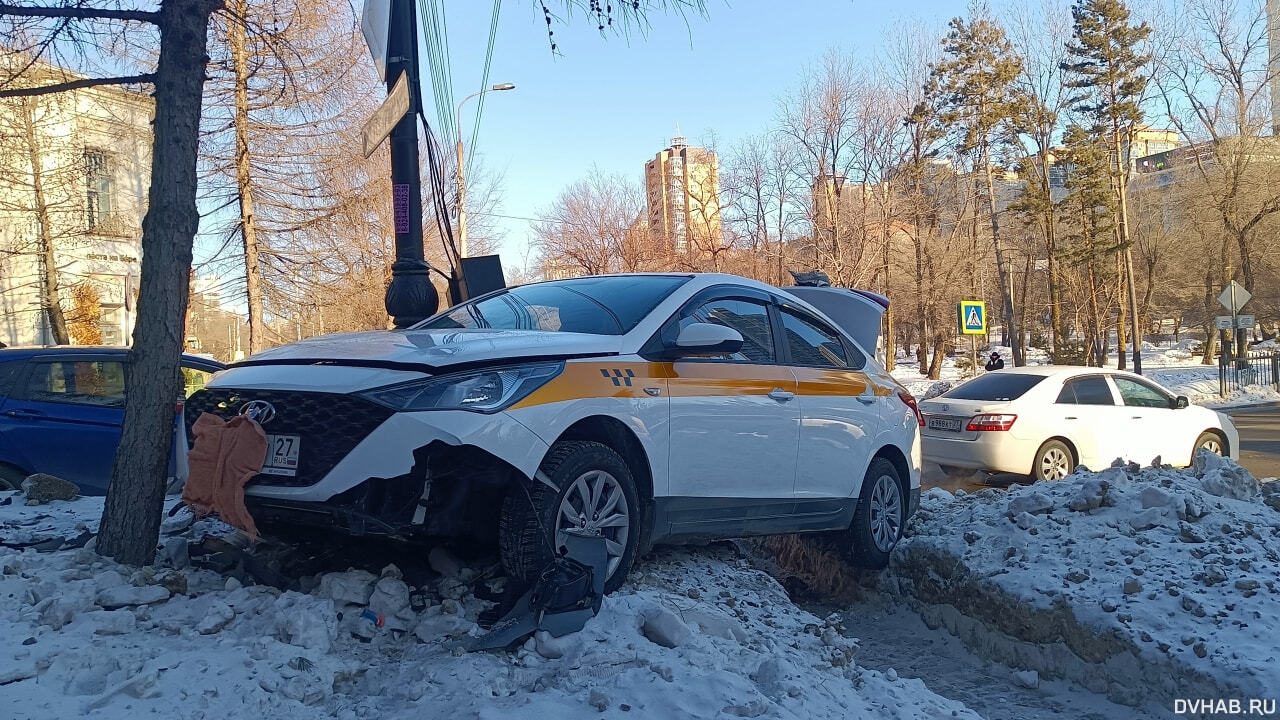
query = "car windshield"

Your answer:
(416, 275), (689, 336)
(943, 373), (1046, 401)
